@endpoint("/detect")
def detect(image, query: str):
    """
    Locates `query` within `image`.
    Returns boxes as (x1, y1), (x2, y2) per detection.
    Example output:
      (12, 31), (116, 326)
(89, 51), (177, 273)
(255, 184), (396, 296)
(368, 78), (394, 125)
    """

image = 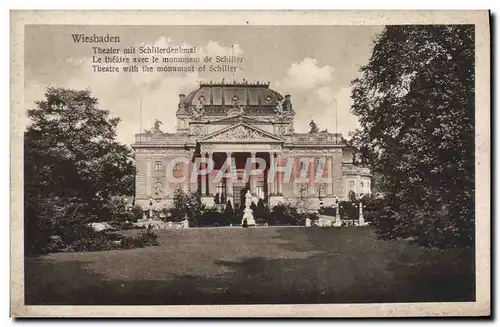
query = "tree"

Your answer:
(254, 198), (271, 224)
(24, 87), (135, 254)
(348, 191), (357, 203)
(131, 205), (145, 222)
(169, 189), (206, 224)
(350, 25), (474, 247)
